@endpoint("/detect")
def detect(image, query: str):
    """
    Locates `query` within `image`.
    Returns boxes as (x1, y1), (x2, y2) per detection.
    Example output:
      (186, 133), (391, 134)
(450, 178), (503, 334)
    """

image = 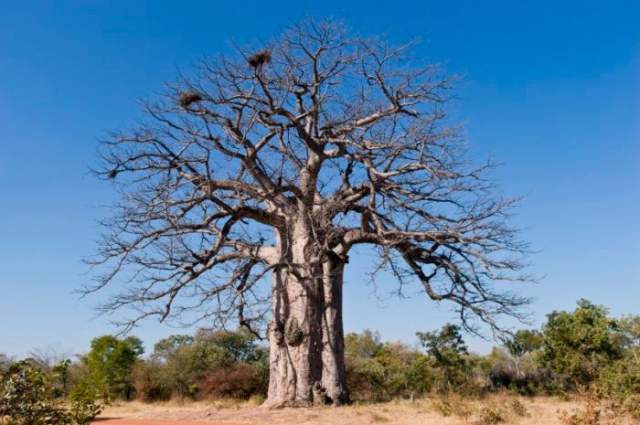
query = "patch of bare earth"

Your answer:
(94, 395), (639, 425)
